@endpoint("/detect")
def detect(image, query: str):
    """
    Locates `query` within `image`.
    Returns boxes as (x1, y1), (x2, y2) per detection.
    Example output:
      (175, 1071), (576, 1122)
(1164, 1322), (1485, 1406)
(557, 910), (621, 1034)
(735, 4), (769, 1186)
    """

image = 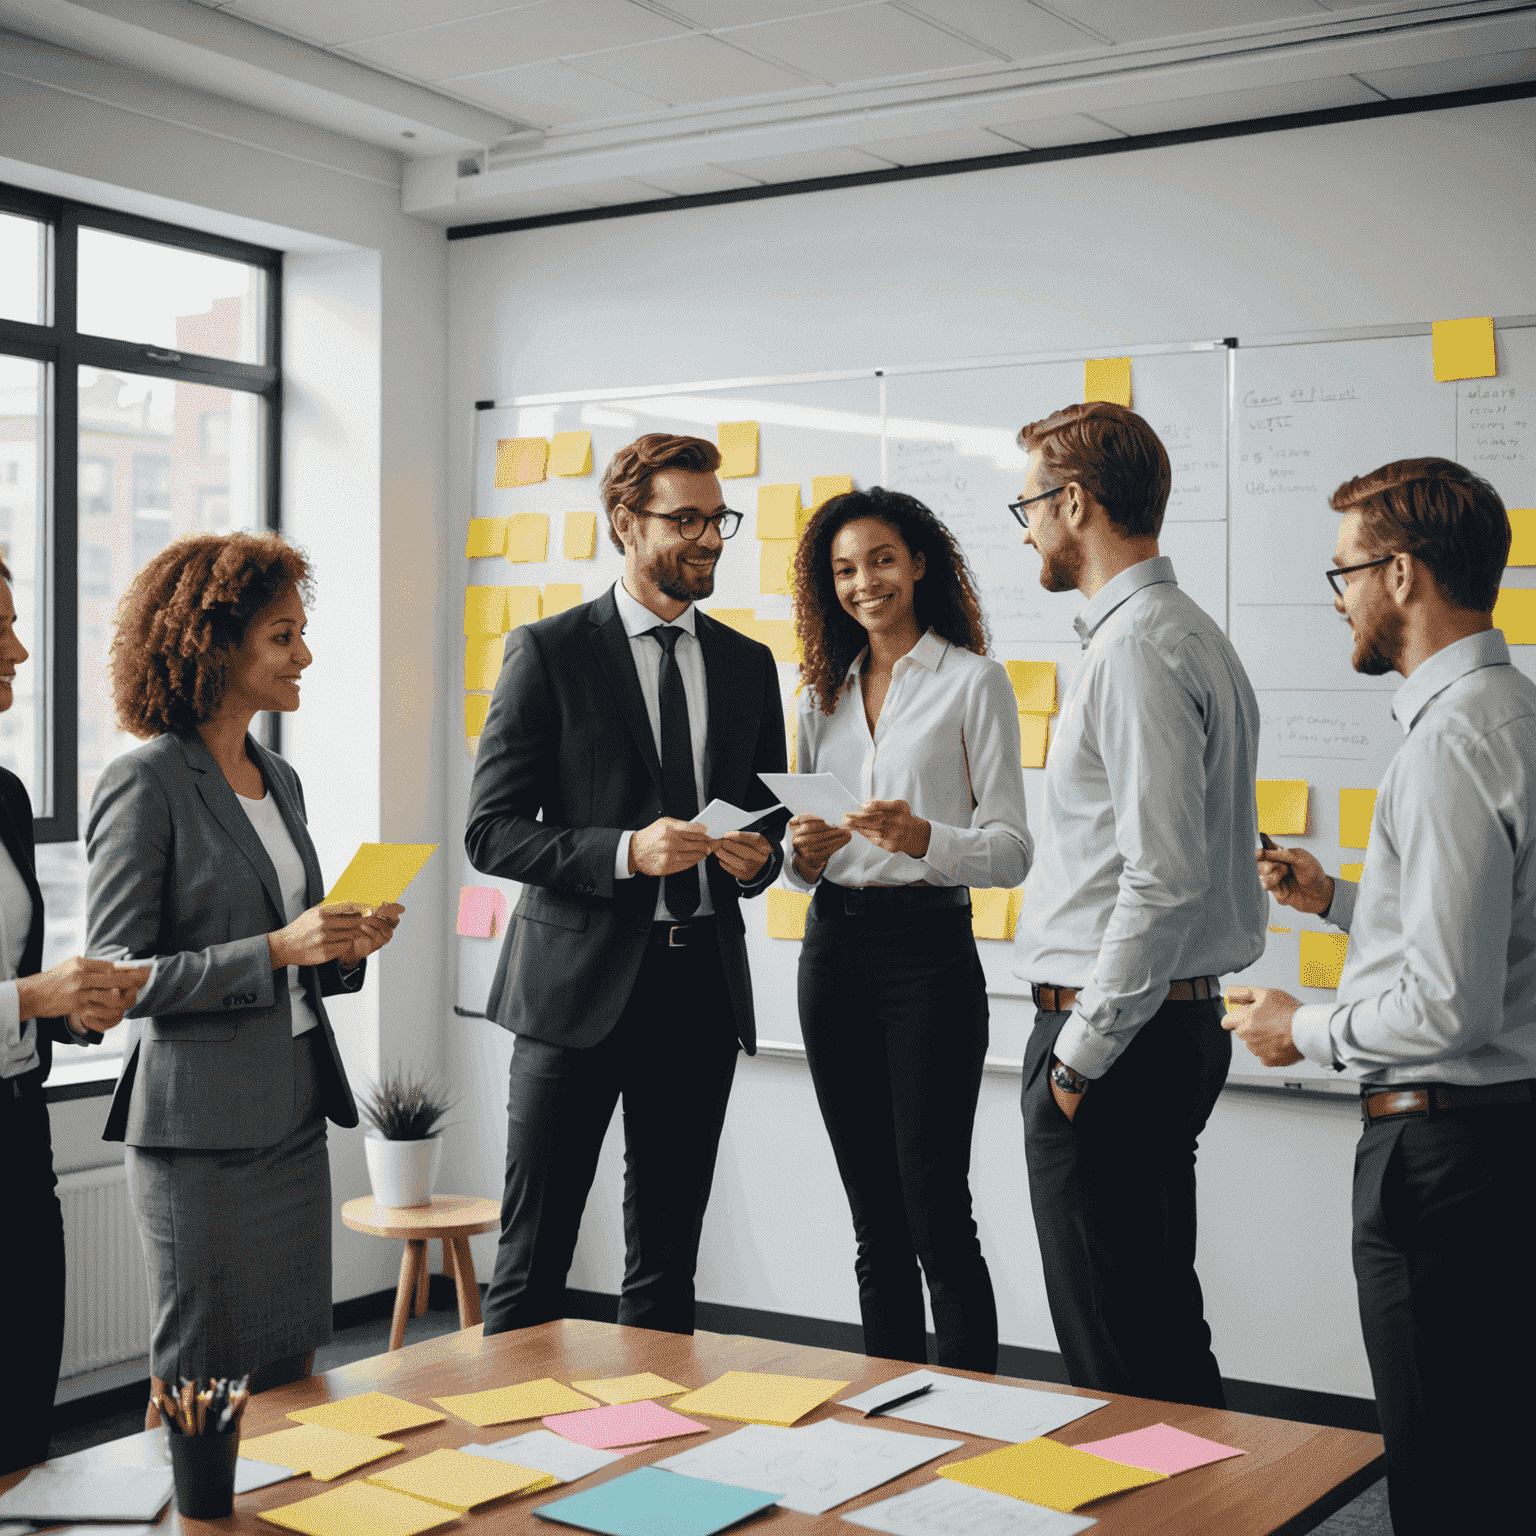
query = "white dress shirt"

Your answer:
(610, 580), (714, 920)
(0, 840), (36, 1078)
(235, 788), (321, 1037)
(1013, 556), (1267, 1079)
(785, 630), (1033, 890)
(1292, 629), (1536, 1087)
